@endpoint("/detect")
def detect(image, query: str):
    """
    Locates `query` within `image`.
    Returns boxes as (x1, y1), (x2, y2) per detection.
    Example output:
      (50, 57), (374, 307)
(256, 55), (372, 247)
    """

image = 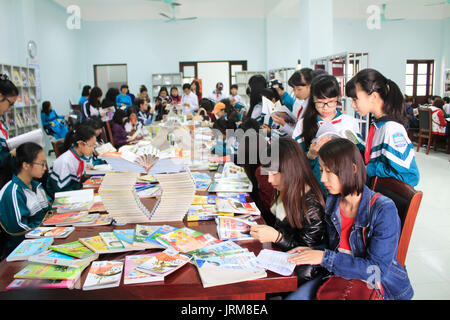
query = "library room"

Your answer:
(0, 0), (449, 306)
